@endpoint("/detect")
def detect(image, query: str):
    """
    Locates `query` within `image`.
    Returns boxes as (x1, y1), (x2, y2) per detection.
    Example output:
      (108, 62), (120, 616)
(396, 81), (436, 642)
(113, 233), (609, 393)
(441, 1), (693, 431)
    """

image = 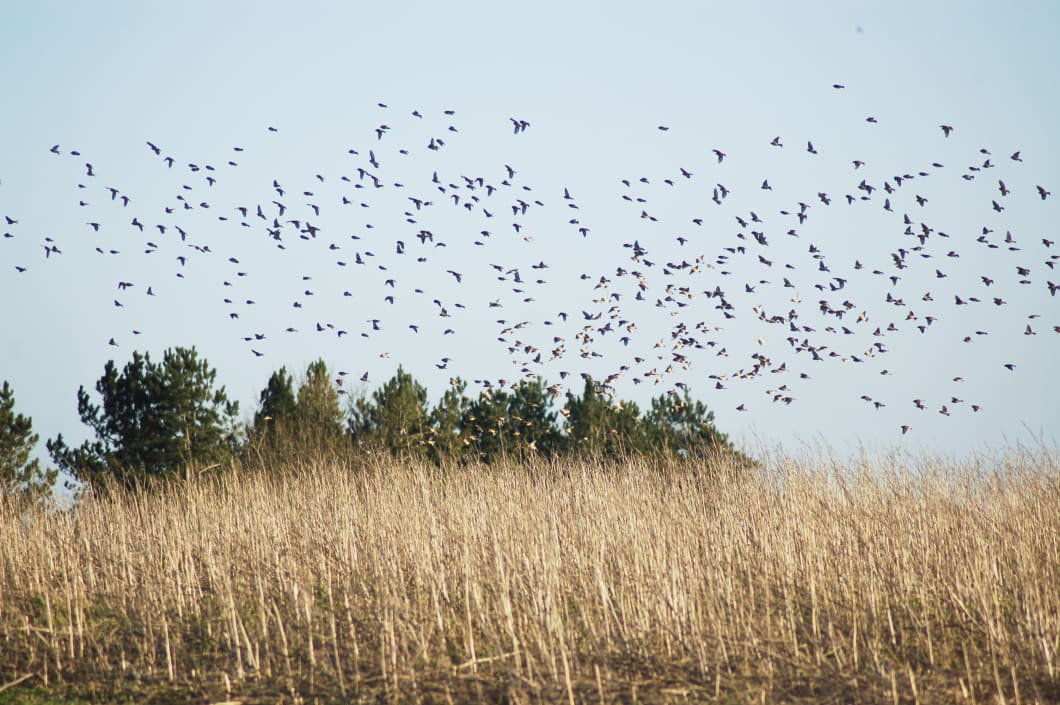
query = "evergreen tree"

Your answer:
(348, 366), (430, 459)
(460, 379), (561, 462)
(562, 378), (644, 458)
(247, 361), (348, 463)
(426, 378), (471, 465)
(0, 381), (56, 505)
(47, 347), (240, 491)
(295, 359), (347, 452)
(505, 377), (562, 457)
(256, 367), (299, 429)
(462, 386), (515, 462)
(642, 388), (730, 458)
(246, 366), (299, 460)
